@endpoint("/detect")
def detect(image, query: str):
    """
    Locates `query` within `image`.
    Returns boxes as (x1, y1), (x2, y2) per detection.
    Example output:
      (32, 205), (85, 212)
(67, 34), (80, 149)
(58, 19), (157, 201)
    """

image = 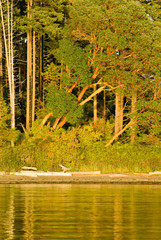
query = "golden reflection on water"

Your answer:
(0, 184), (161, 240)
(24, 189), (34, 240)
(3, 191), (14, 240)
(113, 192), (123, 240)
